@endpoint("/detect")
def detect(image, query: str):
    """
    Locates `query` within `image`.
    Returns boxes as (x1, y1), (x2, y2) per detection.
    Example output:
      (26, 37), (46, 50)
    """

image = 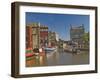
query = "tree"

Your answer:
(82, 32), (89, 42)
(82, 32), (89, 49)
